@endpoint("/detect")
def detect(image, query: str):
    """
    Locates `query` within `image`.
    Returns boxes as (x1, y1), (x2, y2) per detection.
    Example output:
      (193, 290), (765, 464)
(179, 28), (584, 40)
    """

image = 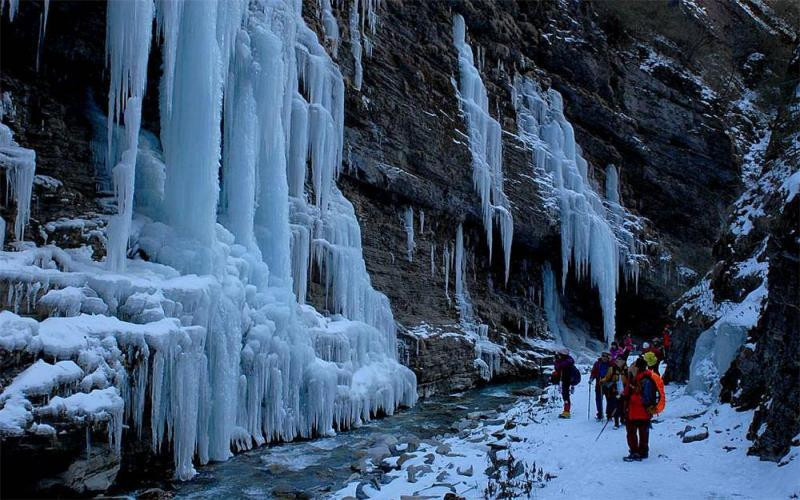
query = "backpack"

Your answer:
(643, 372), (666, 414)
(569, 365), (581, 386)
